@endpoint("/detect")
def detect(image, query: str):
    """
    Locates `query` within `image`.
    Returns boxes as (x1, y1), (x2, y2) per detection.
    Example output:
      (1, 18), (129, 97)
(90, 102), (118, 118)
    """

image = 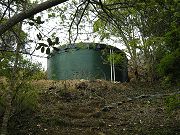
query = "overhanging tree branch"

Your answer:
(68, 0), (88, 44)
(0, 0), (68, 36)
